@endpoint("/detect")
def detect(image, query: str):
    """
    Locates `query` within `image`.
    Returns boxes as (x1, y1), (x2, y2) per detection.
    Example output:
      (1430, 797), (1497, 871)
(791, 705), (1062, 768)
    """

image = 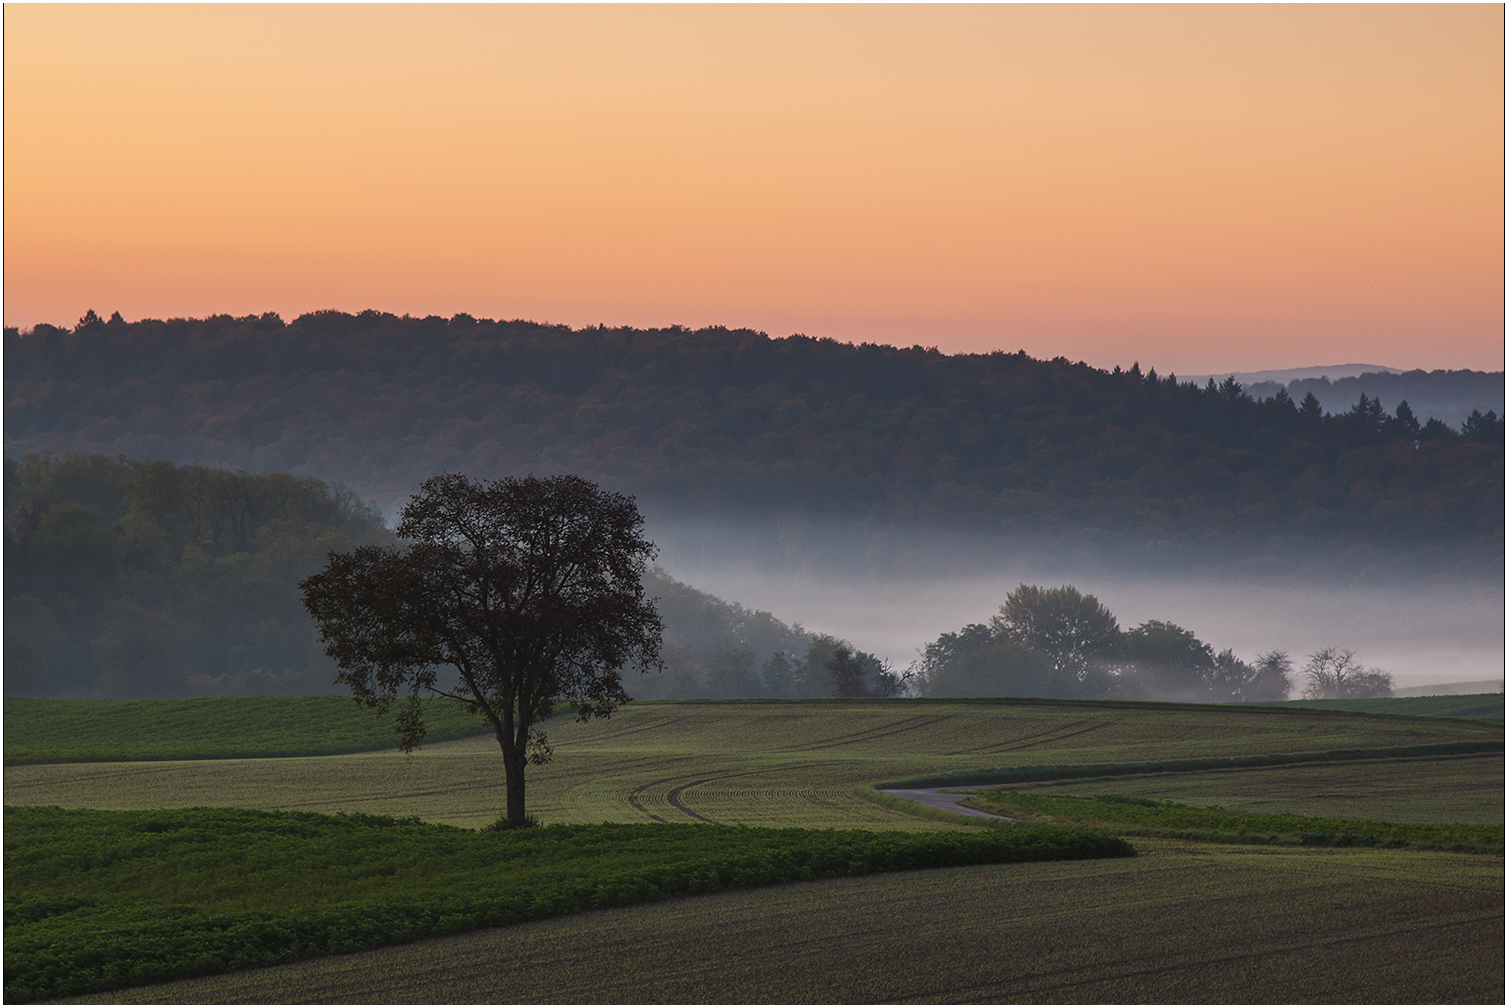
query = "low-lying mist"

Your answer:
(650, 517), (1504, 692)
